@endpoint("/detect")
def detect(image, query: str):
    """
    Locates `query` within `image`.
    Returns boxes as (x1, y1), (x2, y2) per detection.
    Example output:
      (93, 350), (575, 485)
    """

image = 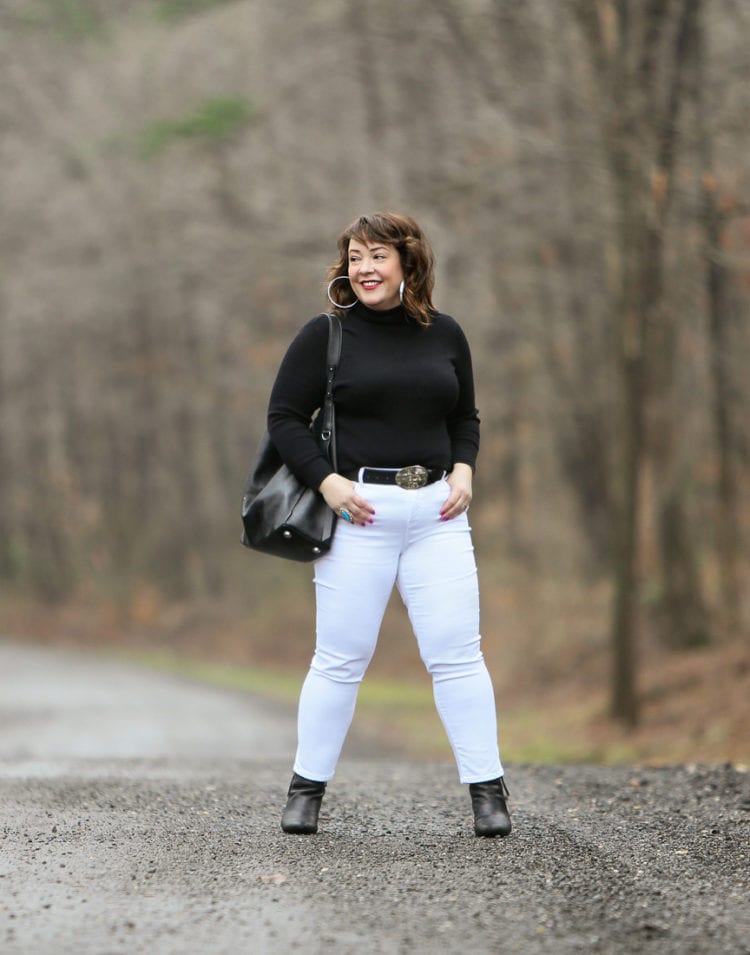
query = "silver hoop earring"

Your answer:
(399, 280), (405, 304)
(327, 276), (358, 309)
